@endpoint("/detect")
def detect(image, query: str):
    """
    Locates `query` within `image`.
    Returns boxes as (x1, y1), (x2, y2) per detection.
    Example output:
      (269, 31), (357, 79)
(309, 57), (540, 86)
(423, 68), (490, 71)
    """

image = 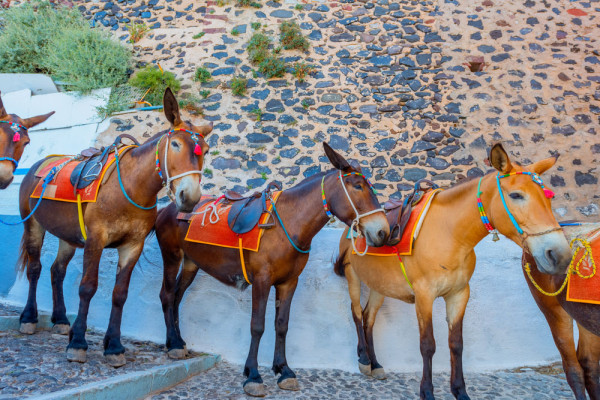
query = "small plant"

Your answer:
(127, 22), (150, 43)
(199, 89), (211, 99)
(280, 21), (309, 51)
(129, 65), (182, 106)
(210, 150), (220, 156)
(260, 172), (268, 180)
(178, 96), (204, 115)
(203, 168), (213, 178)
(195, 67), (212, 83)
(295, 4), (303, 10)
(301, 99), (310, 109)
(193, 32), (206, 39)
(237, 0), (261, 7)
(250, 108), (263, 121)
(247, 32), (272, 65)
(230, 76), (248, 96)
(231, 28), (240, 36)
(258, 55), (286, 79)
(216, 0), (226, 5)
(251, 22), (261, 30)
(293, 61), (315, 82)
